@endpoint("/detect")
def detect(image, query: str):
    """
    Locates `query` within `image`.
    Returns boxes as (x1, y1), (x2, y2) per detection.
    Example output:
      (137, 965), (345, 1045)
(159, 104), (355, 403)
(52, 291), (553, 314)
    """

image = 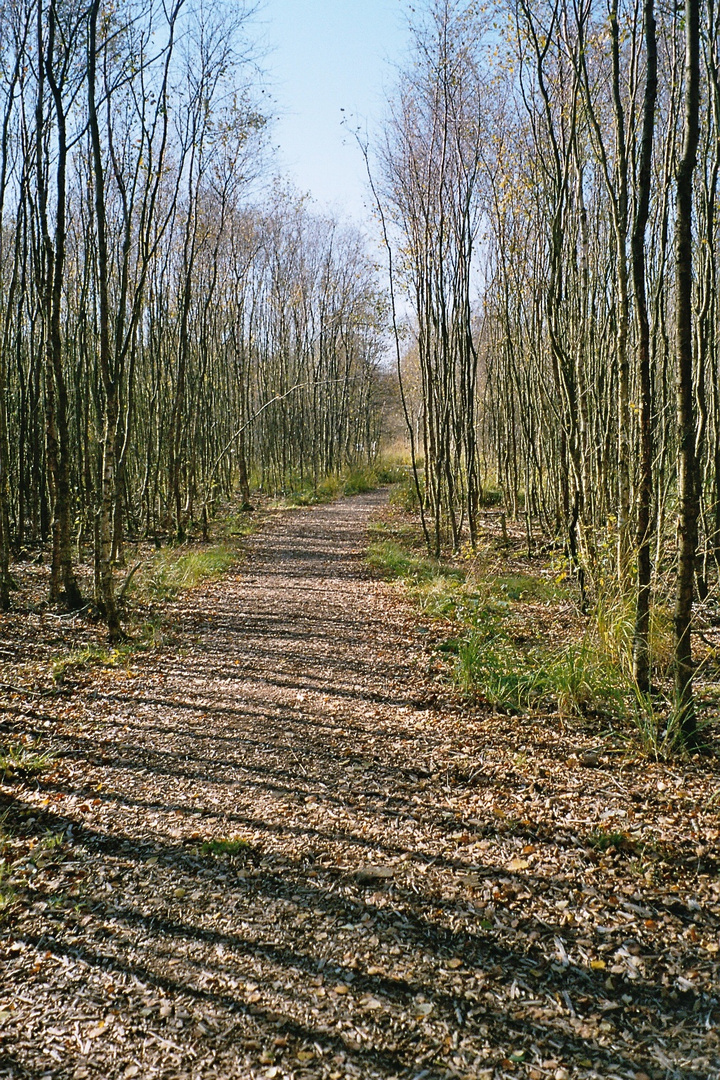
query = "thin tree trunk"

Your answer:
(45, 7), (82, 609)
(673, 0), (701, 743)
(88, 0), (122, 640)
(632, 0), (657, 693)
